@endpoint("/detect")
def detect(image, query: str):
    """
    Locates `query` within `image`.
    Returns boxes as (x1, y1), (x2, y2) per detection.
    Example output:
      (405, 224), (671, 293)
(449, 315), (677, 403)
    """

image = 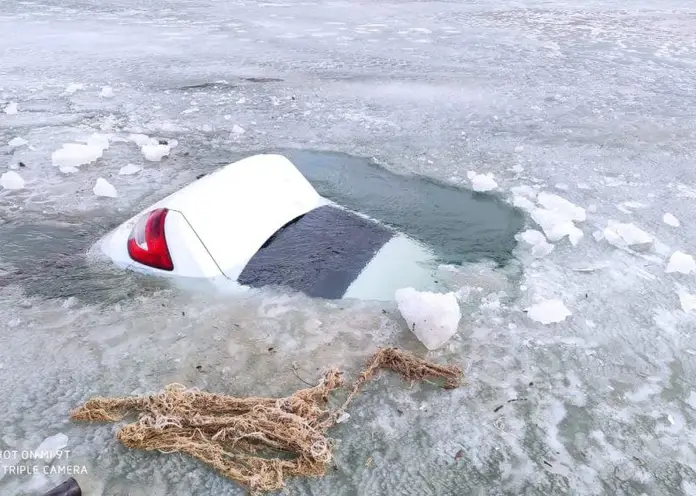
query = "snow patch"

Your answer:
(467, 171), (497, 192)
(8, 137), (28, 148)
(119, 164), (142, 175)
(603, 221), (653, 251)
(395, 287), (461, 350)
(100, 85), (114, 98)
(527, 299), (571, 324)
(4, 102), (18, 115)
(663, 213), (680, 228)
(93, 178), (118, 198)
(1, 171), (25, 190)
(666, 251), (696, 275)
